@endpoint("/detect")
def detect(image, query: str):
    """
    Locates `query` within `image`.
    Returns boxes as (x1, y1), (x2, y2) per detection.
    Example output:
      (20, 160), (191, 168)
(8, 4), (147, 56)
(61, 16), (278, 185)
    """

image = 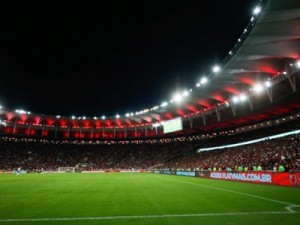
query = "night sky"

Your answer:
(0, 1), (255, 117)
